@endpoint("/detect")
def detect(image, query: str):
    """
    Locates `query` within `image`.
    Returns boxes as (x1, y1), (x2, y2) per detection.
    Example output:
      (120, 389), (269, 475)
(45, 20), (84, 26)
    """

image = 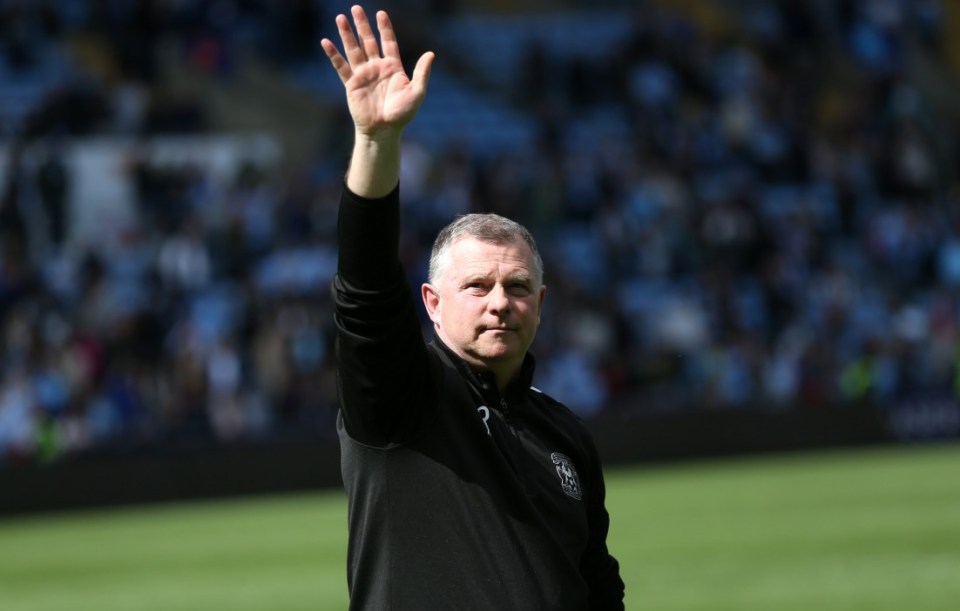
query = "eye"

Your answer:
(507, 282), (532, 295)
